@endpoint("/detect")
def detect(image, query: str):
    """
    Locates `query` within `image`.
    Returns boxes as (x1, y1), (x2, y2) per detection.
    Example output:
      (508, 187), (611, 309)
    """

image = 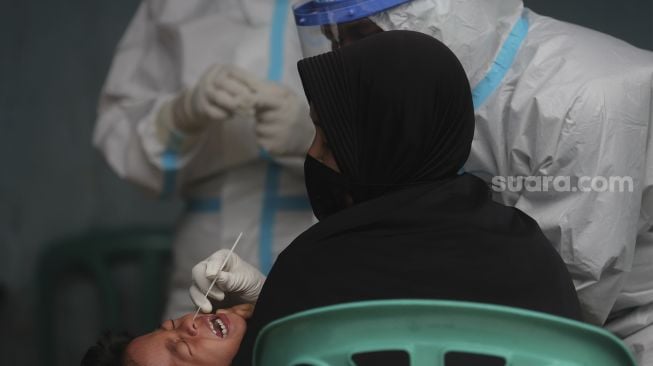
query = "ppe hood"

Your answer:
(370, 0), (524, 87)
